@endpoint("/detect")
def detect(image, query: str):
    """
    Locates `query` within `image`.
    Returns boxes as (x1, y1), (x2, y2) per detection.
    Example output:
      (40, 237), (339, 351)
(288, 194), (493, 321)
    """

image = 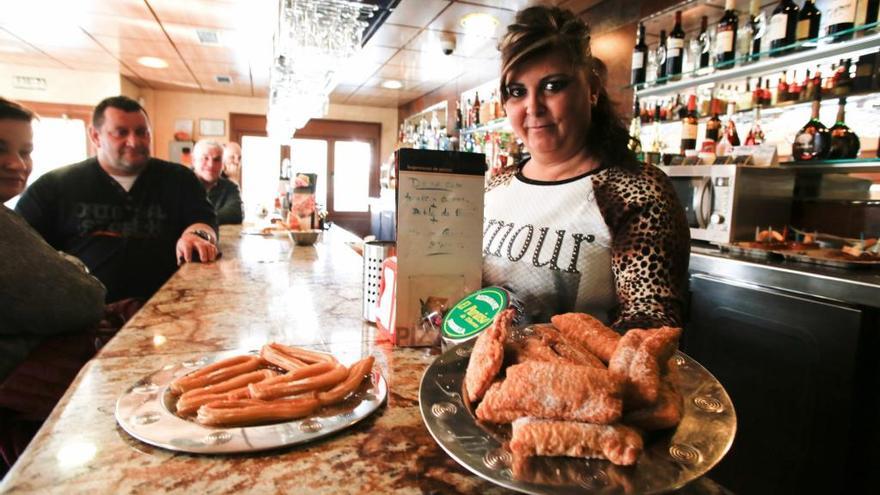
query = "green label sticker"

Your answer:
(442, 287), (509, 340)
